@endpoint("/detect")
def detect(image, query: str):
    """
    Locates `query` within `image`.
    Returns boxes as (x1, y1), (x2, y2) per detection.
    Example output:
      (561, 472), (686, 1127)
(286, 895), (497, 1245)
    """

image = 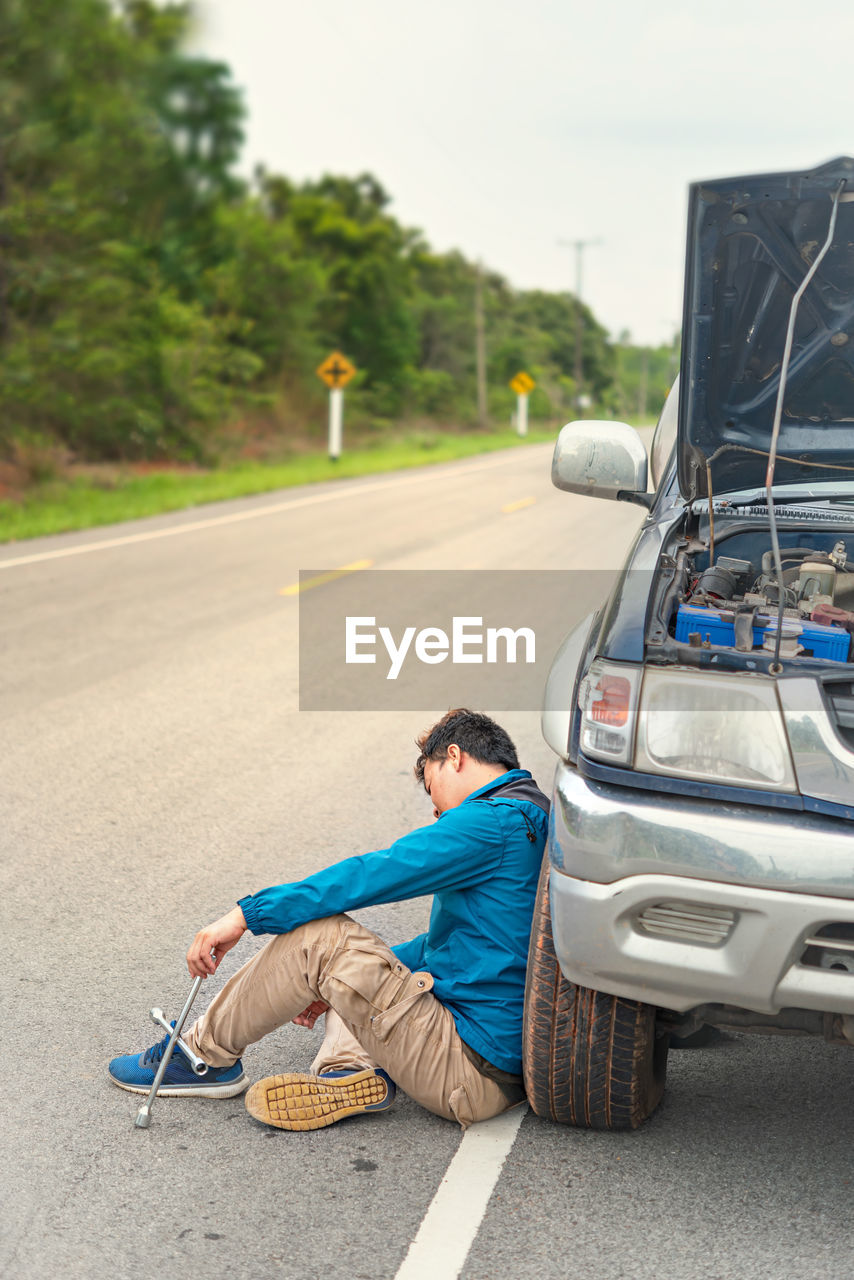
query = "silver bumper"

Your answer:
(549, 763), (854, 1014)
